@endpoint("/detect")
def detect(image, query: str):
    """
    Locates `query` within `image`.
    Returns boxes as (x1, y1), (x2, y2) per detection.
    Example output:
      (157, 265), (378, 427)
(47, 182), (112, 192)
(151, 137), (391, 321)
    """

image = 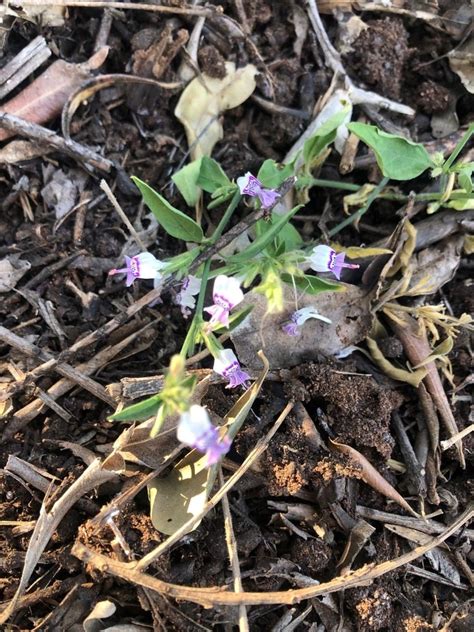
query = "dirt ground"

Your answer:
(0, 1), (472, 630)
